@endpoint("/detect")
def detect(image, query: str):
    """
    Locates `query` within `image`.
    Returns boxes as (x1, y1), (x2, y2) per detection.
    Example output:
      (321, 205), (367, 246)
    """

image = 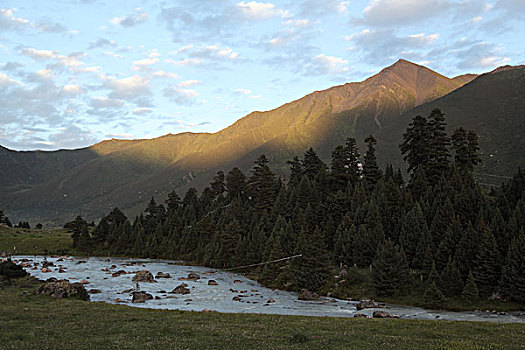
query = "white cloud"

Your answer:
(132, 57), (160, 71)
(0, 8), (30, 30)
(235, 88), (252, 95)
(360, 0), (450, 26)
(21, 48), (57, 60)
(0, 72), (22, 86)
(311, 54), (349, 75)
(173, 44), (239, 61)
(167, 58), (202, 66)
(111, 8), (149, 27)
(105, 75), (151, 100)
(152, 70), (180, 79)
(236, 1), (288, 19)
(106, 133), (134, 139)
(177, 80), (202, 87)
(90, 96), (124, 109)
(163, 86), (199, 105)
(132, 107), (152, 115)
(62, 84), (84, 95)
